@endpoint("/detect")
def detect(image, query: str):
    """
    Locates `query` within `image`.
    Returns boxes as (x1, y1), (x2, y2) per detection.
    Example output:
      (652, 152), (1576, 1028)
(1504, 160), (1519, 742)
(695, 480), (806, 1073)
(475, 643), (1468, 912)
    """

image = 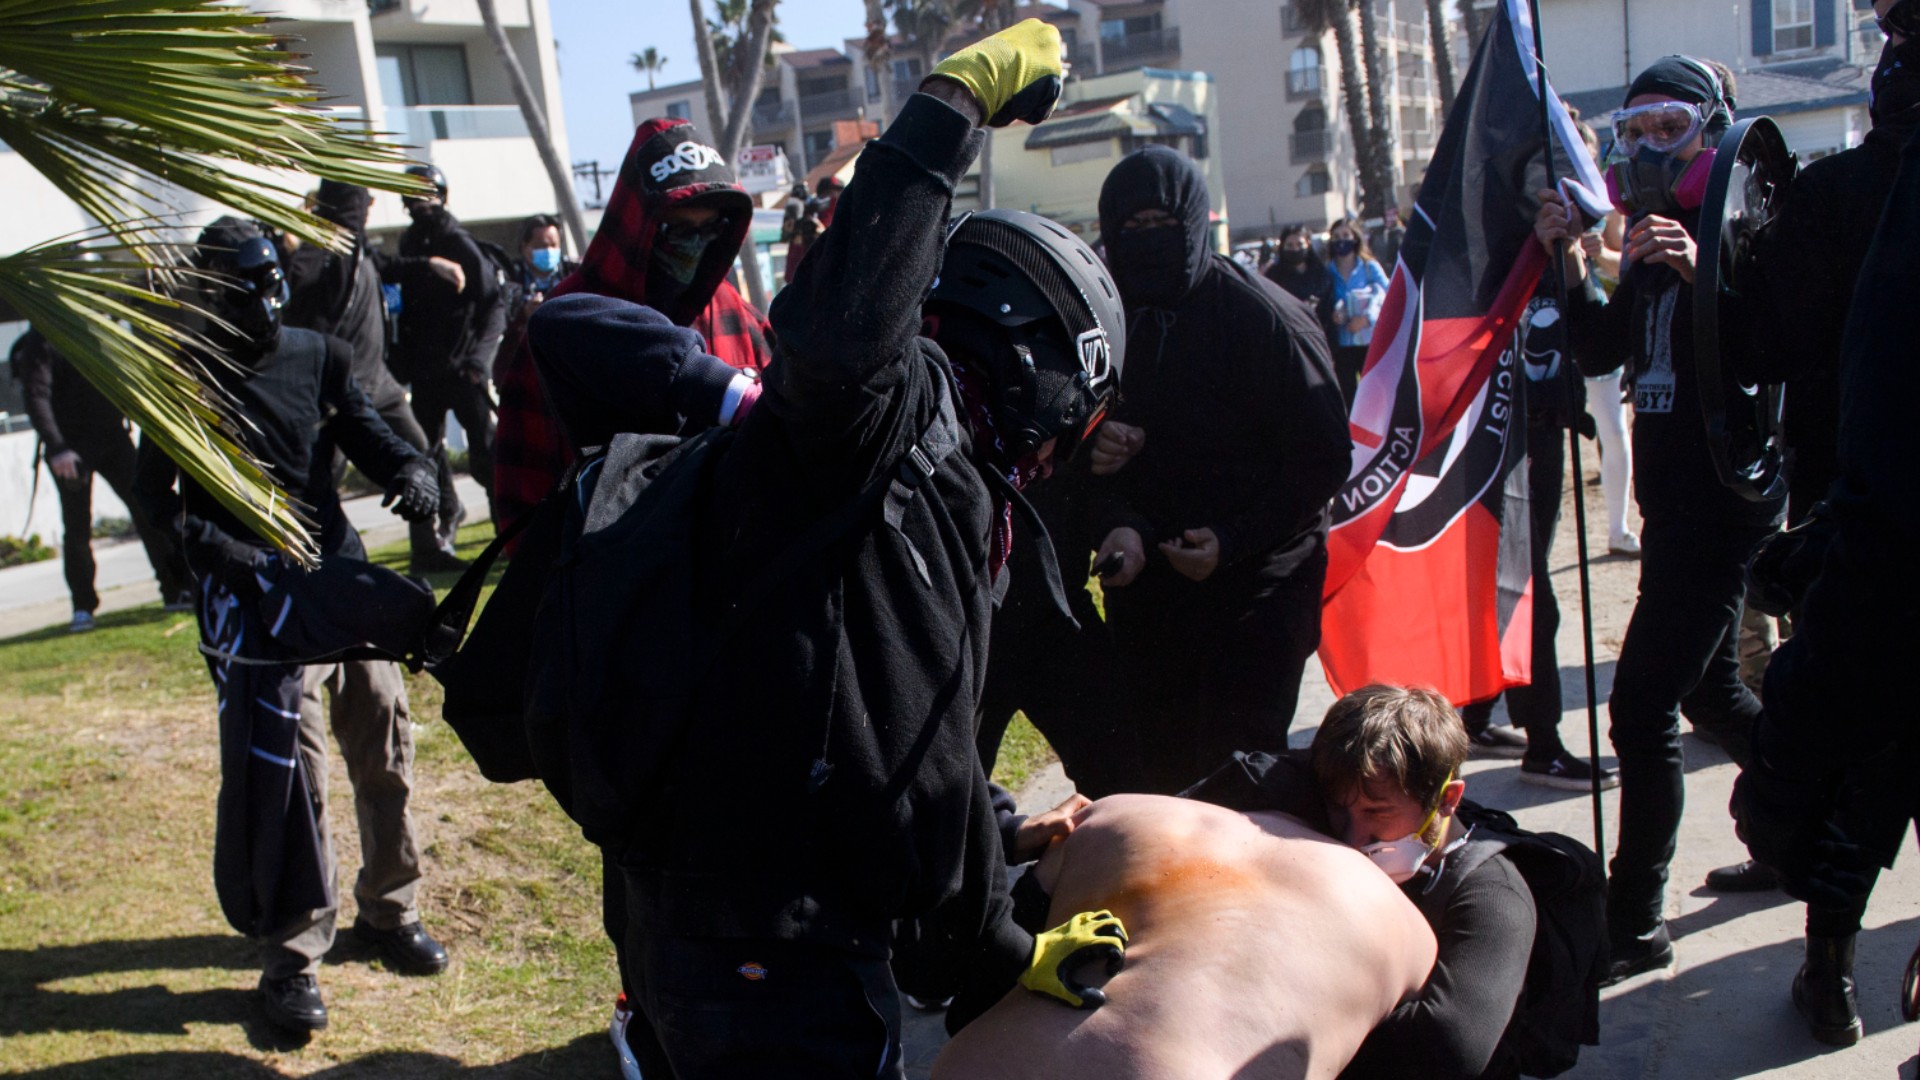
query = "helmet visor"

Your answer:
(1610, 101), (1704, 158)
